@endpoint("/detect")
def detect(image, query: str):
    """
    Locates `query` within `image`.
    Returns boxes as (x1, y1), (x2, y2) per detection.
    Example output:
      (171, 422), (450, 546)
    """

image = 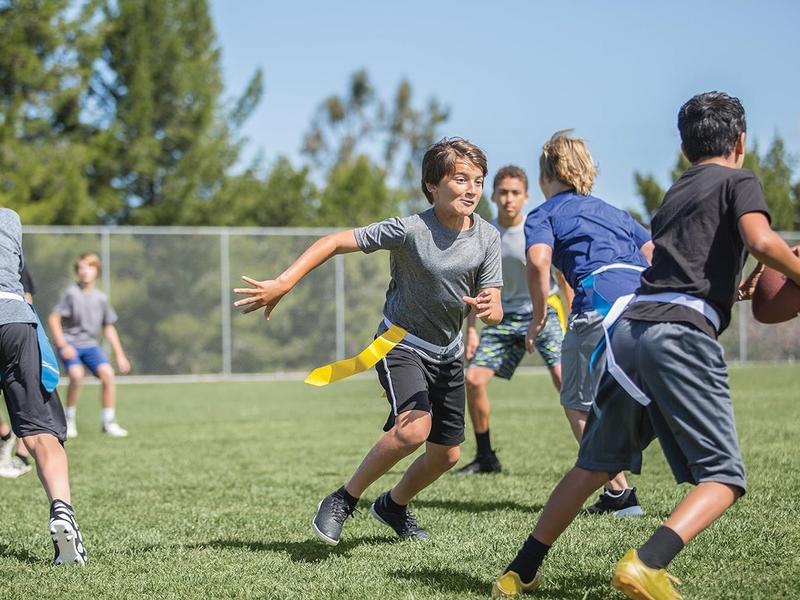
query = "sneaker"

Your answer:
(370, 491), (429, 540)
(102, 422), (128, 437)
(312, 490), (357, 545)
(612, 549), (683, 600)
(586, 487), (645, 517)
(0, 433), (16, 465)
(491, 570), (543, 598)
(454, 451), (502, 475)
(0, 456), (33, 479)
(66, 420), (78, 439)
(49, 500), (87, 566)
